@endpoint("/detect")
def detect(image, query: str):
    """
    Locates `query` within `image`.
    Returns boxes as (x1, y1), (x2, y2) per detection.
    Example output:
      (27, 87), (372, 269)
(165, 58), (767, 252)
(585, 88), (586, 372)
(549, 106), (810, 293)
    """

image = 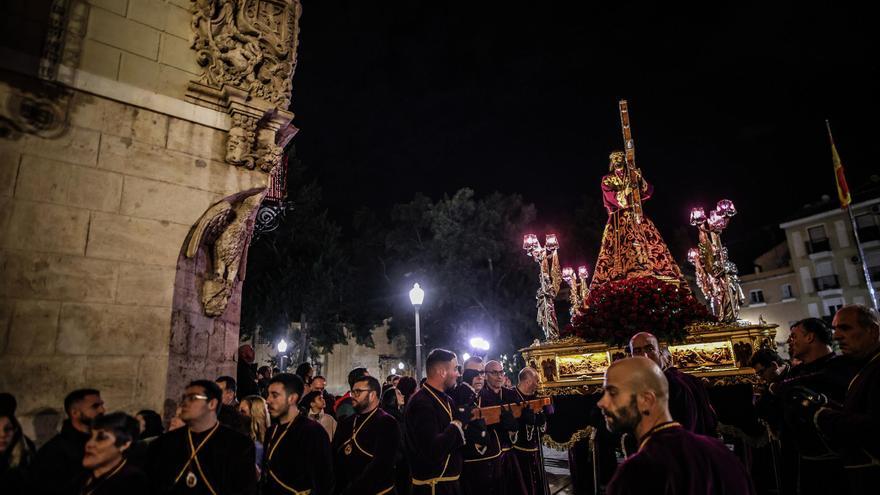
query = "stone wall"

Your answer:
(0, 82), (264, 438)
(320, 325), (409, 395)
